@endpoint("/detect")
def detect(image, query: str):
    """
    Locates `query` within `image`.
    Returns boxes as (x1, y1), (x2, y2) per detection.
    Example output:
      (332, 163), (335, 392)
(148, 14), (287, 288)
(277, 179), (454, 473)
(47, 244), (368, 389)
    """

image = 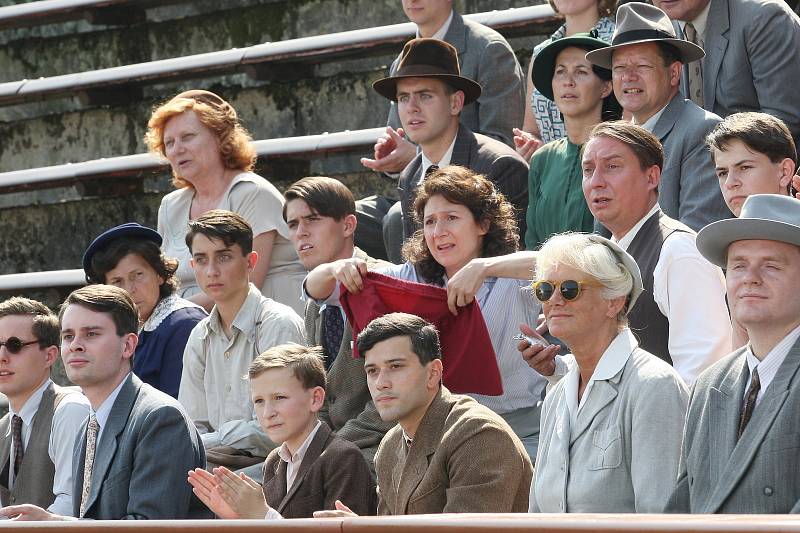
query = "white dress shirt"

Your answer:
(638, 104), (668, 132)
(417, 9), (454, 39)
(613, 204), (732, 384)
(744, 323), (800, 405)
(419, 135), (457, 186)
(679, 0), (712, 36)
(4, 379), (90, 515)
